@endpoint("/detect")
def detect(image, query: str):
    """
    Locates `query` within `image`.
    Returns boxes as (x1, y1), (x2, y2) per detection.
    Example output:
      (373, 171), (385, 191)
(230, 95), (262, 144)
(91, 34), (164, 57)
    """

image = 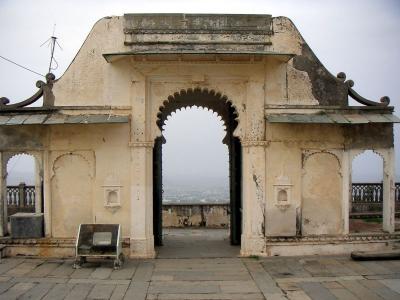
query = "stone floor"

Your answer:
(0, 229), (399, 299)
(157, 228), (239, 258)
